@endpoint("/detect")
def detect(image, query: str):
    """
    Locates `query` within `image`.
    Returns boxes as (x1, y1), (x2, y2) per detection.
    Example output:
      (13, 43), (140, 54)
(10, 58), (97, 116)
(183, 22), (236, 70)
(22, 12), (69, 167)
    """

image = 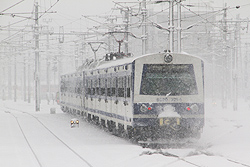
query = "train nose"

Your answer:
(157, 105), (180, 118)
(157, 105), (181, 130)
